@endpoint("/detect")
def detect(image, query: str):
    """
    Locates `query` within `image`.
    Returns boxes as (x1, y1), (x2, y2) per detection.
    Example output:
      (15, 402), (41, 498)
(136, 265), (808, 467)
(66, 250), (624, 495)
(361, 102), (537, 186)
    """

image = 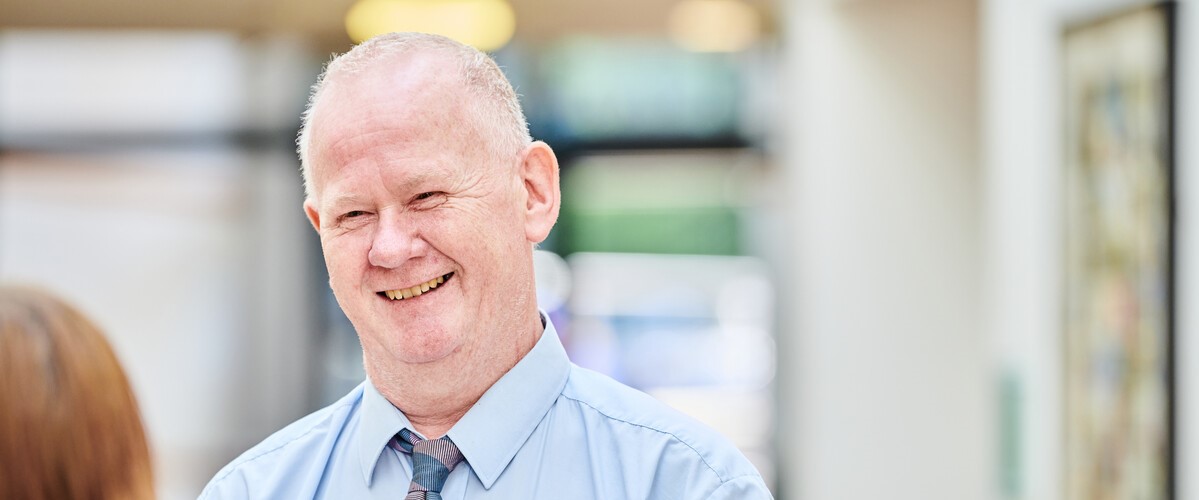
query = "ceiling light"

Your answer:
(345, 0), (516, 52)
(668, 0), (761, 53)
